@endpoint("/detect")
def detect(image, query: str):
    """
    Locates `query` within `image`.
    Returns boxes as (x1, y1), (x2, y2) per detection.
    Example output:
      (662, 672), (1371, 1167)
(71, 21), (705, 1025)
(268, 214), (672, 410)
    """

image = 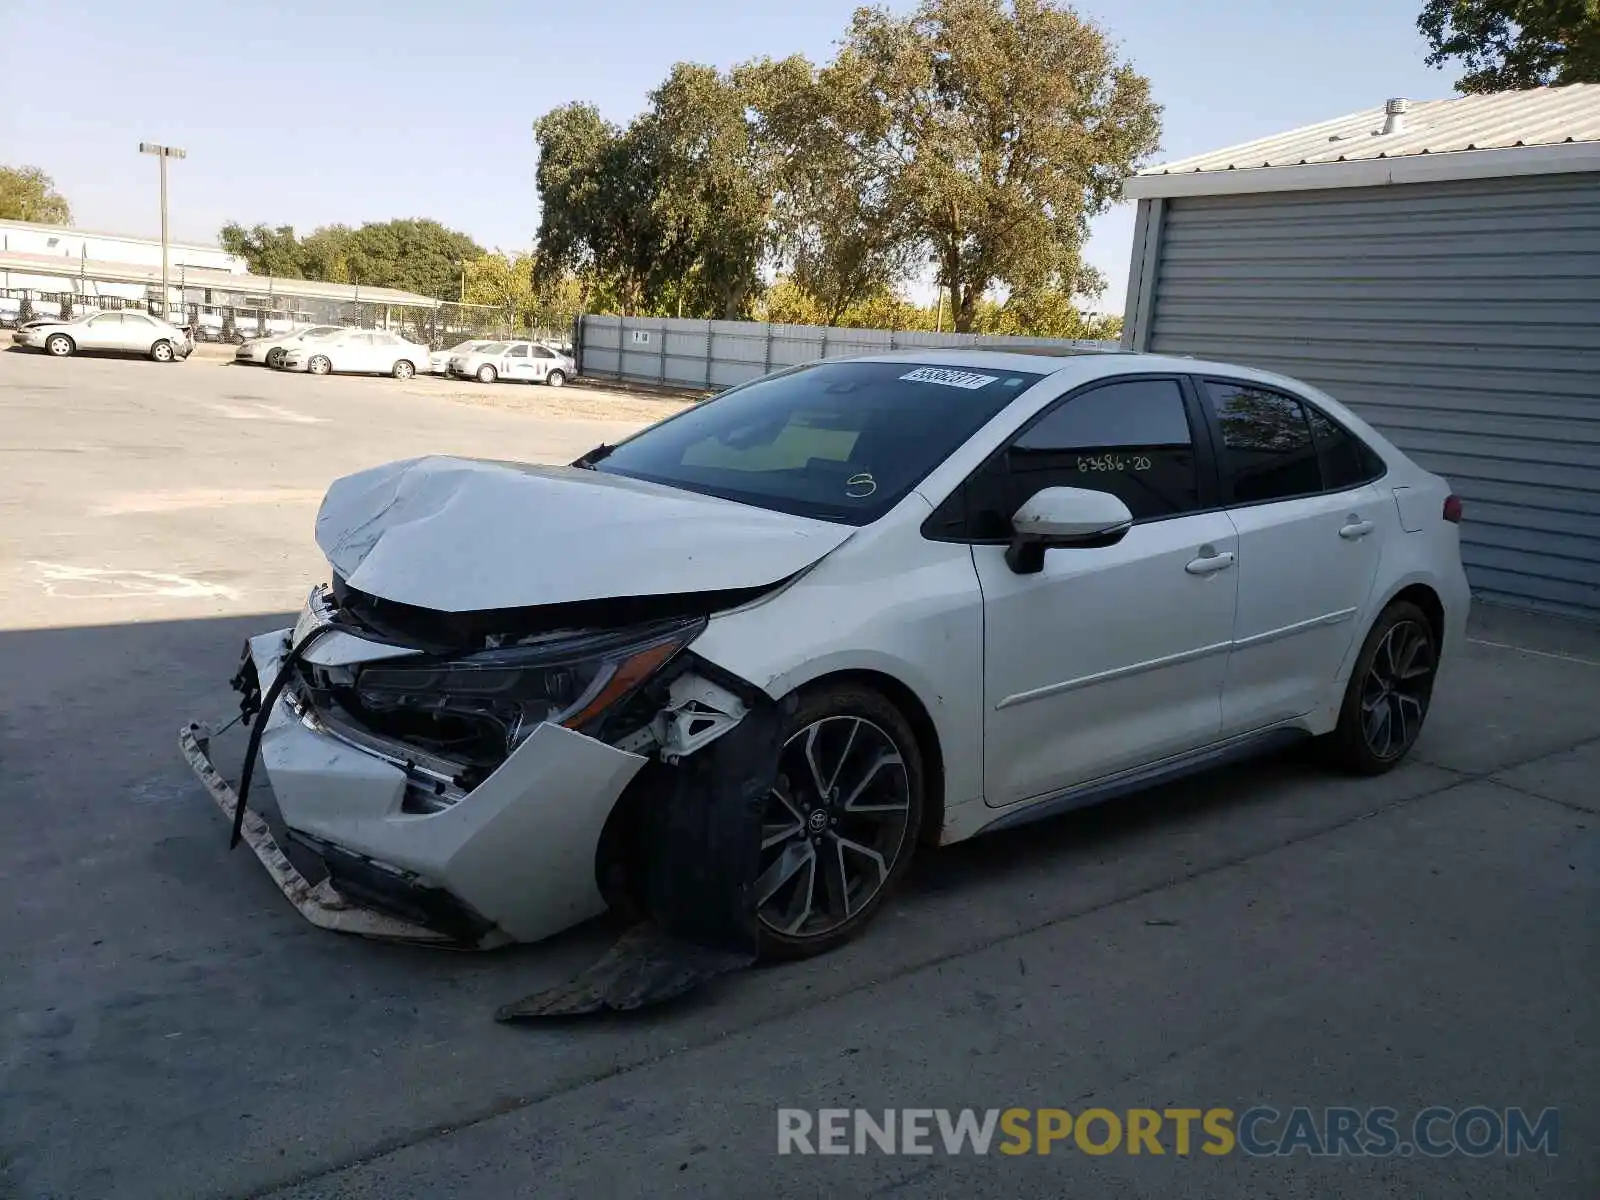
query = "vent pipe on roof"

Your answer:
(1380, 97), (1409, 134)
